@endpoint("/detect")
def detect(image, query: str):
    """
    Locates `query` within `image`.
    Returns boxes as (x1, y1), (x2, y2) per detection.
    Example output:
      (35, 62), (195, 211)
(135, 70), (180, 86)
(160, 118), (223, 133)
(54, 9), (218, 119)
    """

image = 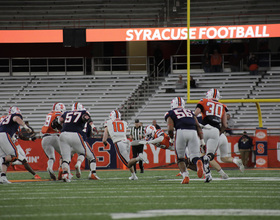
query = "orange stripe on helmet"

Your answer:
(74, 102), (78, 111)
(178, 97), (181, 107)
(213, 89), (217, 99)
(115, 110), (119, 119)
(52, 102), (58, 111)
